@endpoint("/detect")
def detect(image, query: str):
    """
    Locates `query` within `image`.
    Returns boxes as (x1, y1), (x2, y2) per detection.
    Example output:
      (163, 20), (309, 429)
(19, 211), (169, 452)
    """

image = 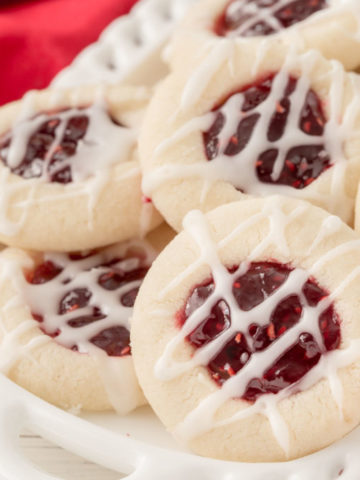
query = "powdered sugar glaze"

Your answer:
(154, 198), (360, 456)
(0, 88), (147, 238)
(218, 0), (351, 38)
(0, 239), (157, 414)
(1, 102), (135, 183)
(142, 46), (360, 224)
(24, 242), (155, 352)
